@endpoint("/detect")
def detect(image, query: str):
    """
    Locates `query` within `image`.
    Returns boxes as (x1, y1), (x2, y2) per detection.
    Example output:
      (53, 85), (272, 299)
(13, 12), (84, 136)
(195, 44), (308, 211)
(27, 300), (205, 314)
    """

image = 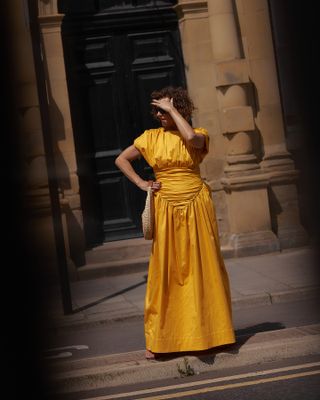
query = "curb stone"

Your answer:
(232, 286), (320, 309)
